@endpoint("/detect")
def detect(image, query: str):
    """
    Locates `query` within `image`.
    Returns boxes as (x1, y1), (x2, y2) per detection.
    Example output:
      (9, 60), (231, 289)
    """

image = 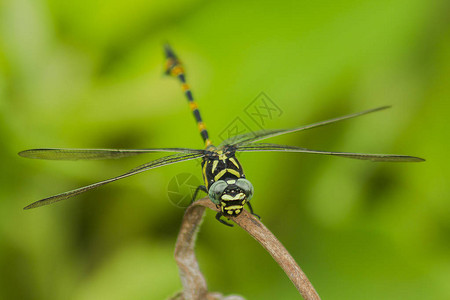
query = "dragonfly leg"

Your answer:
(246, 202), (261, 220)
(215, 212), (234, 227)
(191, 185), (208, 204)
